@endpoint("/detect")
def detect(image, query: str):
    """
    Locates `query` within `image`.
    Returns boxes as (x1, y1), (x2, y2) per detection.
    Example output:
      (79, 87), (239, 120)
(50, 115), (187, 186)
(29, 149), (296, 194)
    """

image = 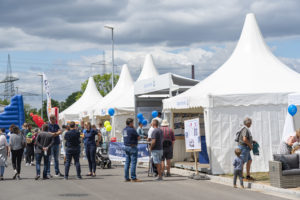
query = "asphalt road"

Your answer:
(0, 159), (288, 200)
